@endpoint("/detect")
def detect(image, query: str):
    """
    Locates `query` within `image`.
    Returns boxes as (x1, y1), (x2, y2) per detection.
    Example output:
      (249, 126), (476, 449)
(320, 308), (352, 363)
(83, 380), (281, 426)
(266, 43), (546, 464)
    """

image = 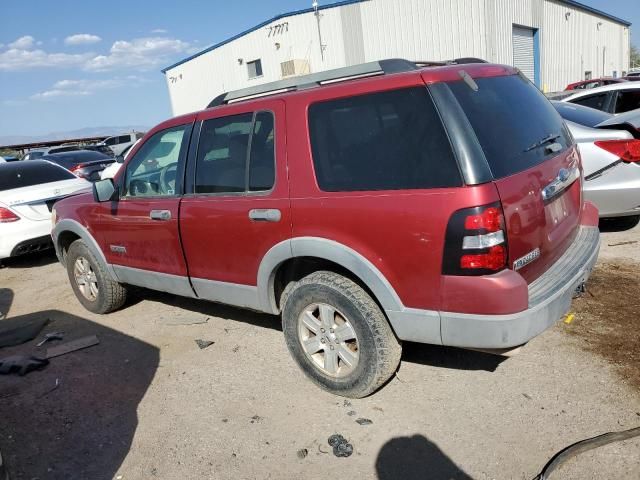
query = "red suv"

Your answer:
(52, 59), (600, 398)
